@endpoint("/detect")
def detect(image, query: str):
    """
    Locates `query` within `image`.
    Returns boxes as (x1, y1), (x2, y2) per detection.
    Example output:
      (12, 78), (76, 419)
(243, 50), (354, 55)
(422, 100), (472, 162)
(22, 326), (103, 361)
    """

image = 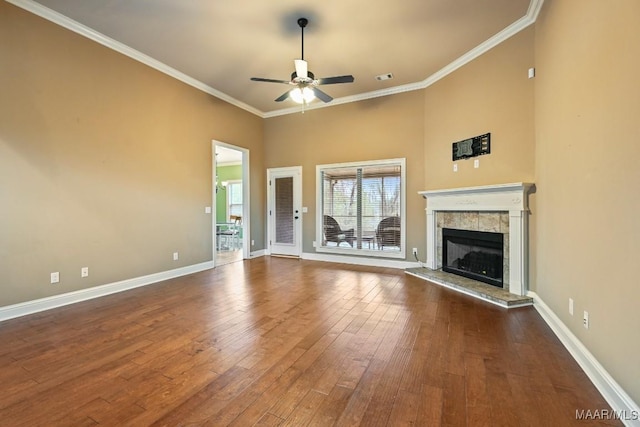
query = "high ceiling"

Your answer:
(12, 0), (540, 117)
